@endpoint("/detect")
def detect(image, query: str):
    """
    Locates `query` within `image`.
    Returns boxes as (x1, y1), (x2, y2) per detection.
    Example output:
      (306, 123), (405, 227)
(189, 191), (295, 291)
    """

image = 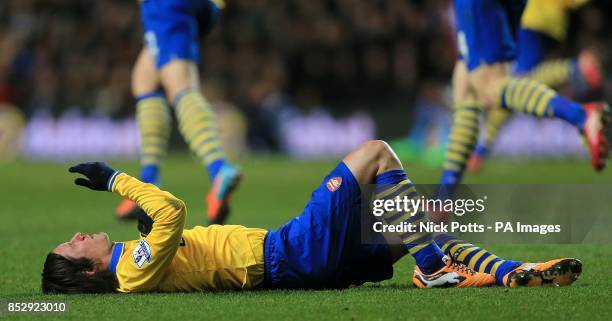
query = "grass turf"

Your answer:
(1, 155), (611, 320)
